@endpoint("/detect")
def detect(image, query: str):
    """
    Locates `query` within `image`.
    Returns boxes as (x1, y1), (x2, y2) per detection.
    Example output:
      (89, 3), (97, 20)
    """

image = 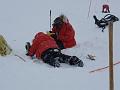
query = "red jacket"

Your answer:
(28, 32), (58, 59)
(52, 22), (76, 48)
